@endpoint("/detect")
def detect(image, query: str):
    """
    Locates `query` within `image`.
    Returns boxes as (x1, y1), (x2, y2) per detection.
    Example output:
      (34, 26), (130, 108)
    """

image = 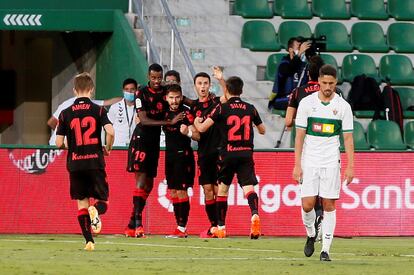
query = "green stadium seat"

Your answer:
(314, 22), (353, 52)
(388, 0), (414, 21)
(379, 55), (414, 85)
(340, 121), (370, 150)
(273, 0), (312, 19)
(265, 53), (286, 81)
(234, 0), (273, 18)
(312, 0), (350, 19)
(341, 54), (378, 83)
(351, 22), (389, 53)
(387, 23), (414, 53)
(277, 21), (312, 49)
(404, 121), (414, 149)
(320, 54), (342, 83)
(394, 87), (414, 118)
(241, 21), (280, 51)
(271, 109), (286, 117)
(367, 120), (407, 150)
(350, 0), (388, 20)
